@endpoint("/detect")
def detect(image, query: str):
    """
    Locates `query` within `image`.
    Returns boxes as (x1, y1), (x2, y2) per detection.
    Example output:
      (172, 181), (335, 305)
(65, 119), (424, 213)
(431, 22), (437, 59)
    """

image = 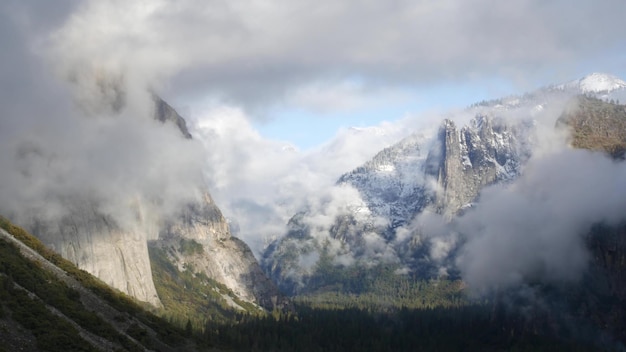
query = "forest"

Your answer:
(0, 216), (623, 351)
